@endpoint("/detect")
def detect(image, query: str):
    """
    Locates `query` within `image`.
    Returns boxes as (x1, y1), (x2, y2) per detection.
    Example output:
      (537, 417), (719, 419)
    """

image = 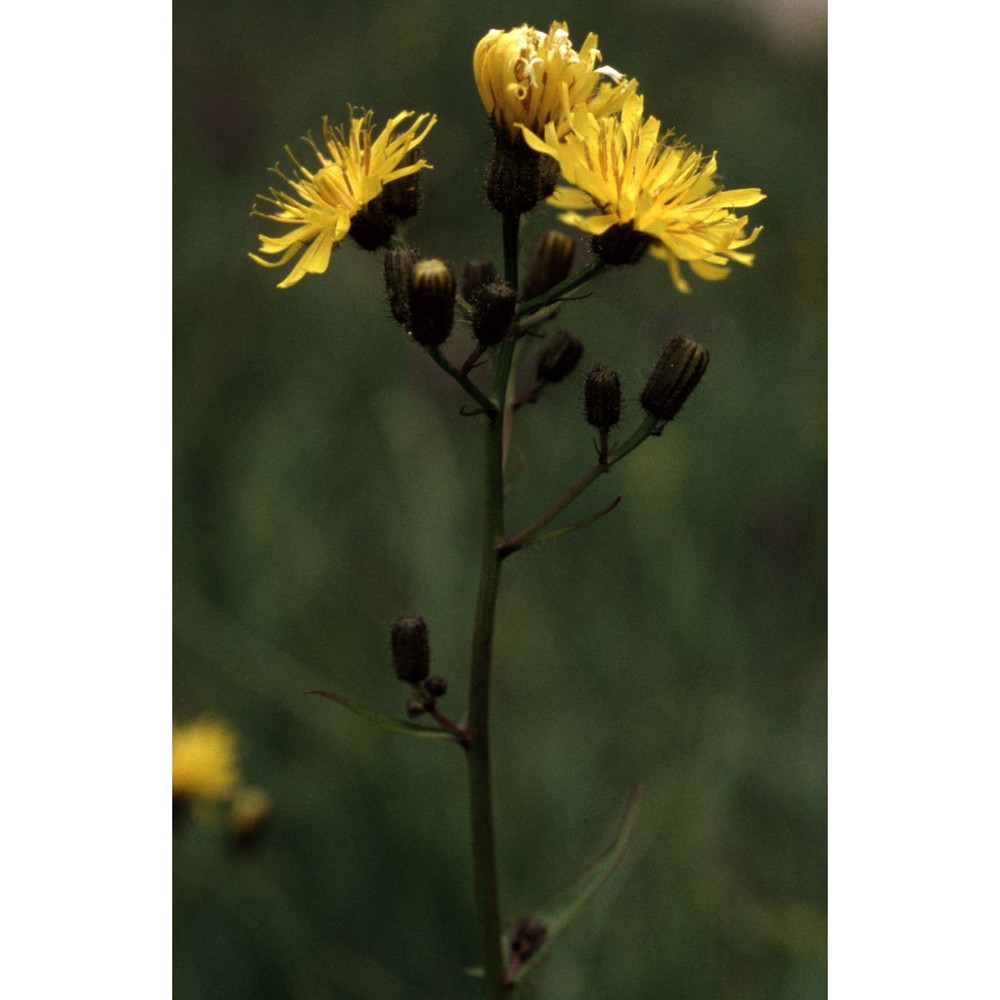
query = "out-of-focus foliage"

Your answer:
(174, 1), (826, 997)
